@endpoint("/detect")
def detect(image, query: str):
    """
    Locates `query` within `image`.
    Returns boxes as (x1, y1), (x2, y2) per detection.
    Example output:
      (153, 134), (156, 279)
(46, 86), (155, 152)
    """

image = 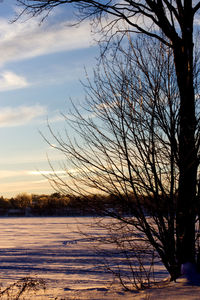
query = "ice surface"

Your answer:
(0, 217), (131, 299)
(0, 217), (198, 299)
